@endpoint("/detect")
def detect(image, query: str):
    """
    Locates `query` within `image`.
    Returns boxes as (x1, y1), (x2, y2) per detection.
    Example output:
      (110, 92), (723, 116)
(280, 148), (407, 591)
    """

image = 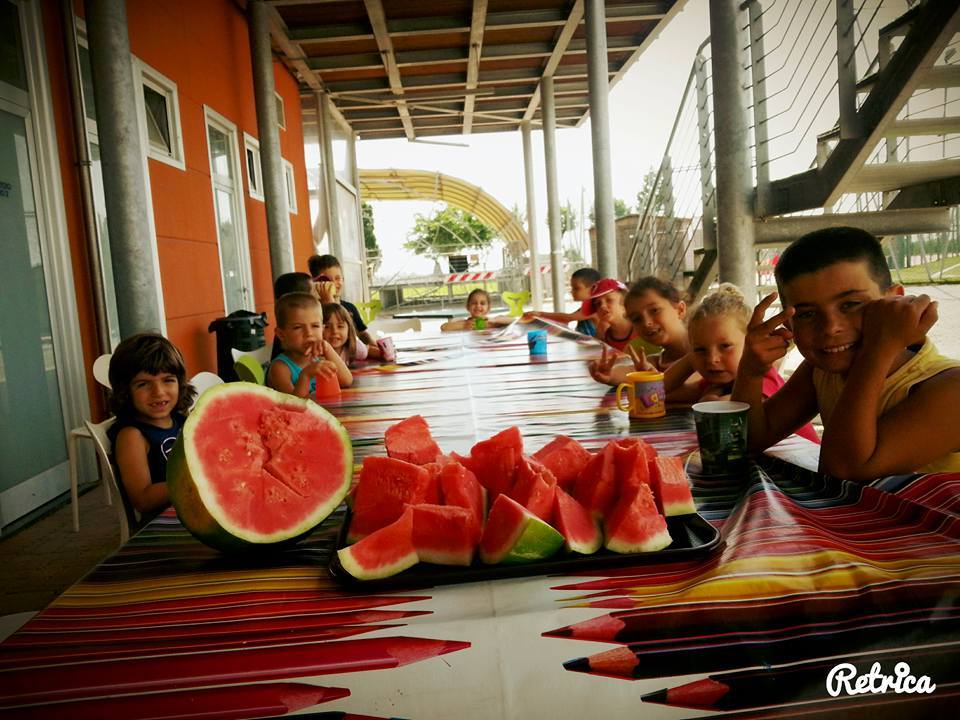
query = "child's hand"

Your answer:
(626, 344), (655, 372)
(861, 294), (938, 353)
(302, 358), (338, 380)
(588, 346), (622, 385)
(741, 292), (794, 377)
(521, 311), (538, 323)
(313, 281), (337, 304)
